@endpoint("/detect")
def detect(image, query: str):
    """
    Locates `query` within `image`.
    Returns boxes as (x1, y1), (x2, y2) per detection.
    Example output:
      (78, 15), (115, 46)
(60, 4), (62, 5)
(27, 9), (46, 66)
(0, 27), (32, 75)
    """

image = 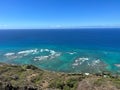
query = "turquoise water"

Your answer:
(0, 45), (120, 73)
(0, 29), (120, 73)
